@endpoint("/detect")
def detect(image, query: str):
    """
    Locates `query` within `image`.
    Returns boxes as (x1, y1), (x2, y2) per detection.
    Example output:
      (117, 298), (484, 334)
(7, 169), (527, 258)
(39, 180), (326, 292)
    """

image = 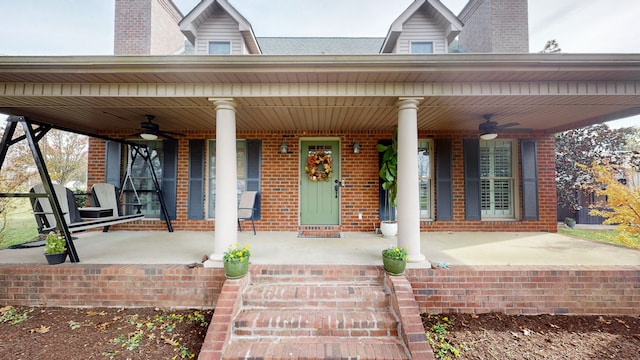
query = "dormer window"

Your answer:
(411, 41), (434, 54)
(209, 41), (231, 55)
